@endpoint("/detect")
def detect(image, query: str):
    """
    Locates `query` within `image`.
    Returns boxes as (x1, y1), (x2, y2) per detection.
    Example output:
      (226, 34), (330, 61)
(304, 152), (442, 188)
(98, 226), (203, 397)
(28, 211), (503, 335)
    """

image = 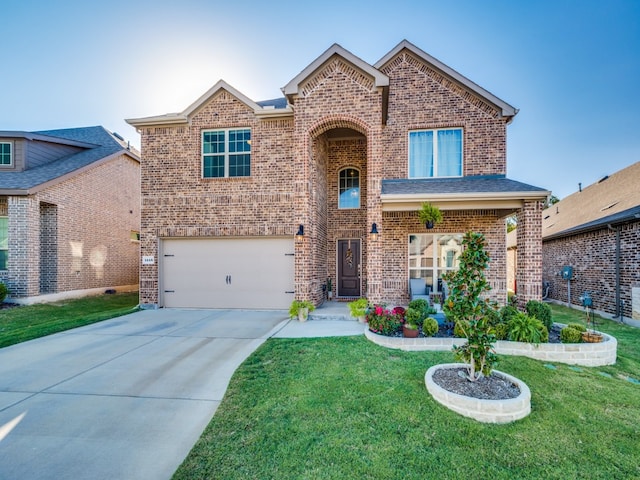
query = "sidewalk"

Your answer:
(271, 300), (366, 338)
